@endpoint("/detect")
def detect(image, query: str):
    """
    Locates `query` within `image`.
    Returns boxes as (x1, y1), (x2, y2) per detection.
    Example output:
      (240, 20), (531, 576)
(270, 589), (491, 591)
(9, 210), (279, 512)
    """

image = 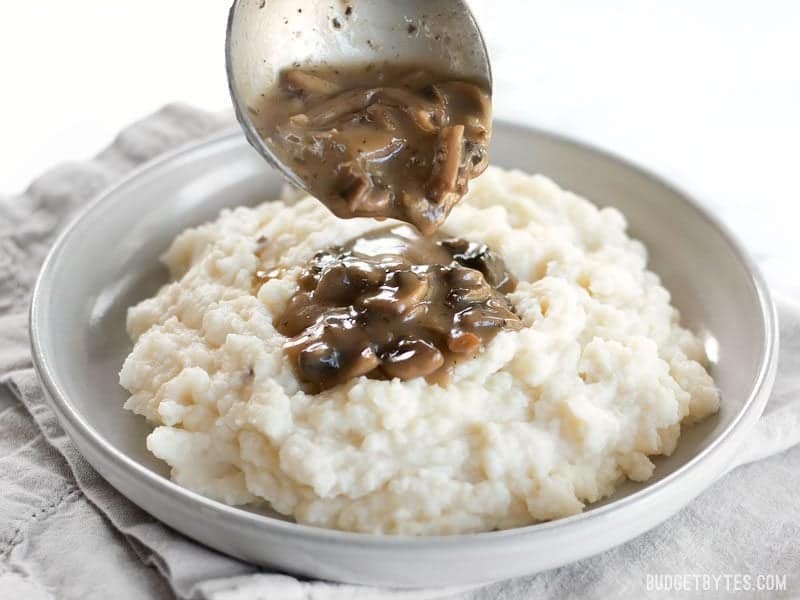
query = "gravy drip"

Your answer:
(251, 63), (491, 235)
